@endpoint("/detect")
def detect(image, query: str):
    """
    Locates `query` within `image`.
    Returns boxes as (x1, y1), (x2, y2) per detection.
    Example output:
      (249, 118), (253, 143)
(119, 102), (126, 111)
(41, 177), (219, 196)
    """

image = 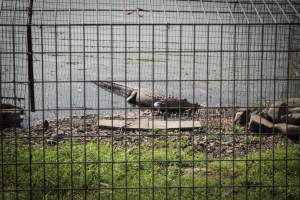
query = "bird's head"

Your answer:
(154, 101), (167, 109)
(154, 101), (161, 109)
